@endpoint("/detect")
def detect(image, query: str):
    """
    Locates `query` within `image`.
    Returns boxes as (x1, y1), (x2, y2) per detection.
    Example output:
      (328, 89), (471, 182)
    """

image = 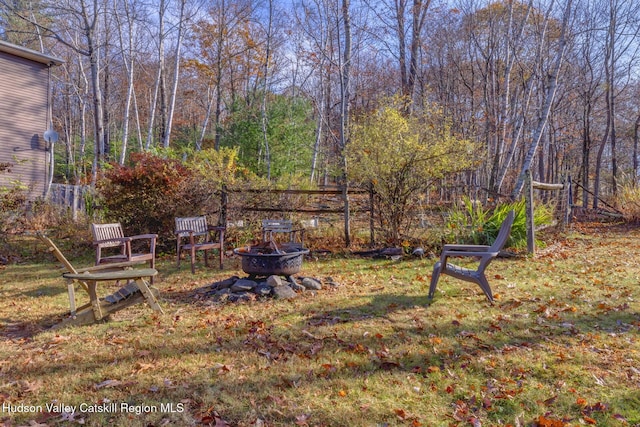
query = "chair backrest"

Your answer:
(262, 219), (293, 233)
(36, 233), (79, 274)
(91, 223), (125, 248)
(175, 216), (209, 238)
(489, 210), (515, 252)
